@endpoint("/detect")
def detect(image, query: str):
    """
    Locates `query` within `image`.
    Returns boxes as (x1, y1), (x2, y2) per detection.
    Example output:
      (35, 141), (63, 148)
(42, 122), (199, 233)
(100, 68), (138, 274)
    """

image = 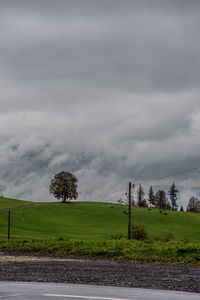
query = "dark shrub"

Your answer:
(155, 233), (174, 242)
(131, 225), (148, 240)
